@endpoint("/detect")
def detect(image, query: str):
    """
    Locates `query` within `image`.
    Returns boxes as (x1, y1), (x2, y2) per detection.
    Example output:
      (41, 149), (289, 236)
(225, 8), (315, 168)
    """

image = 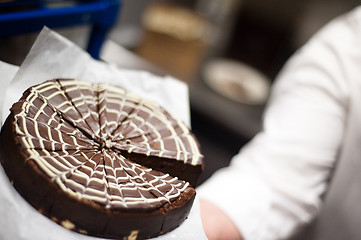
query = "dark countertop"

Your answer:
(189, 76), (264, 140)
